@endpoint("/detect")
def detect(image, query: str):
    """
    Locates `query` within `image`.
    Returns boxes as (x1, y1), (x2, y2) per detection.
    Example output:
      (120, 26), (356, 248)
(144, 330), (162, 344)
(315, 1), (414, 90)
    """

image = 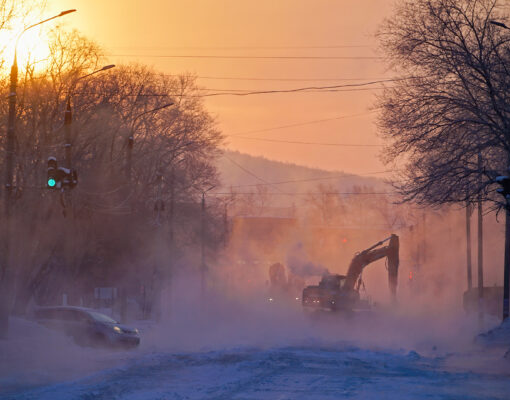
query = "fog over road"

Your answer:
(2, 306), (510, 400)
